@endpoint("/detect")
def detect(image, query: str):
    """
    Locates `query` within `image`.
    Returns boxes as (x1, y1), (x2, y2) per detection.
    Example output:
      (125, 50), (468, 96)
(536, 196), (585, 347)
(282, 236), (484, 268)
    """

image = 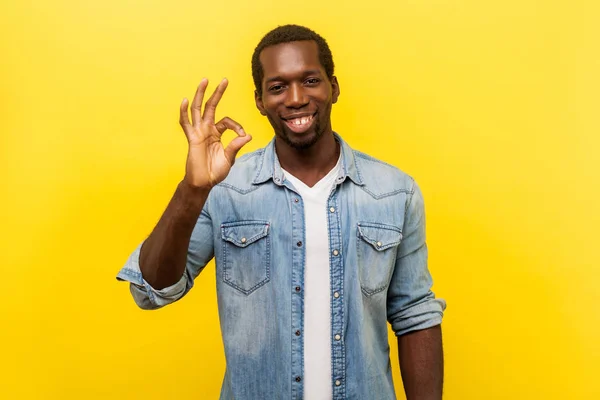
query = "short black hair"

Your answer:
(252, 24), (335, 97)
